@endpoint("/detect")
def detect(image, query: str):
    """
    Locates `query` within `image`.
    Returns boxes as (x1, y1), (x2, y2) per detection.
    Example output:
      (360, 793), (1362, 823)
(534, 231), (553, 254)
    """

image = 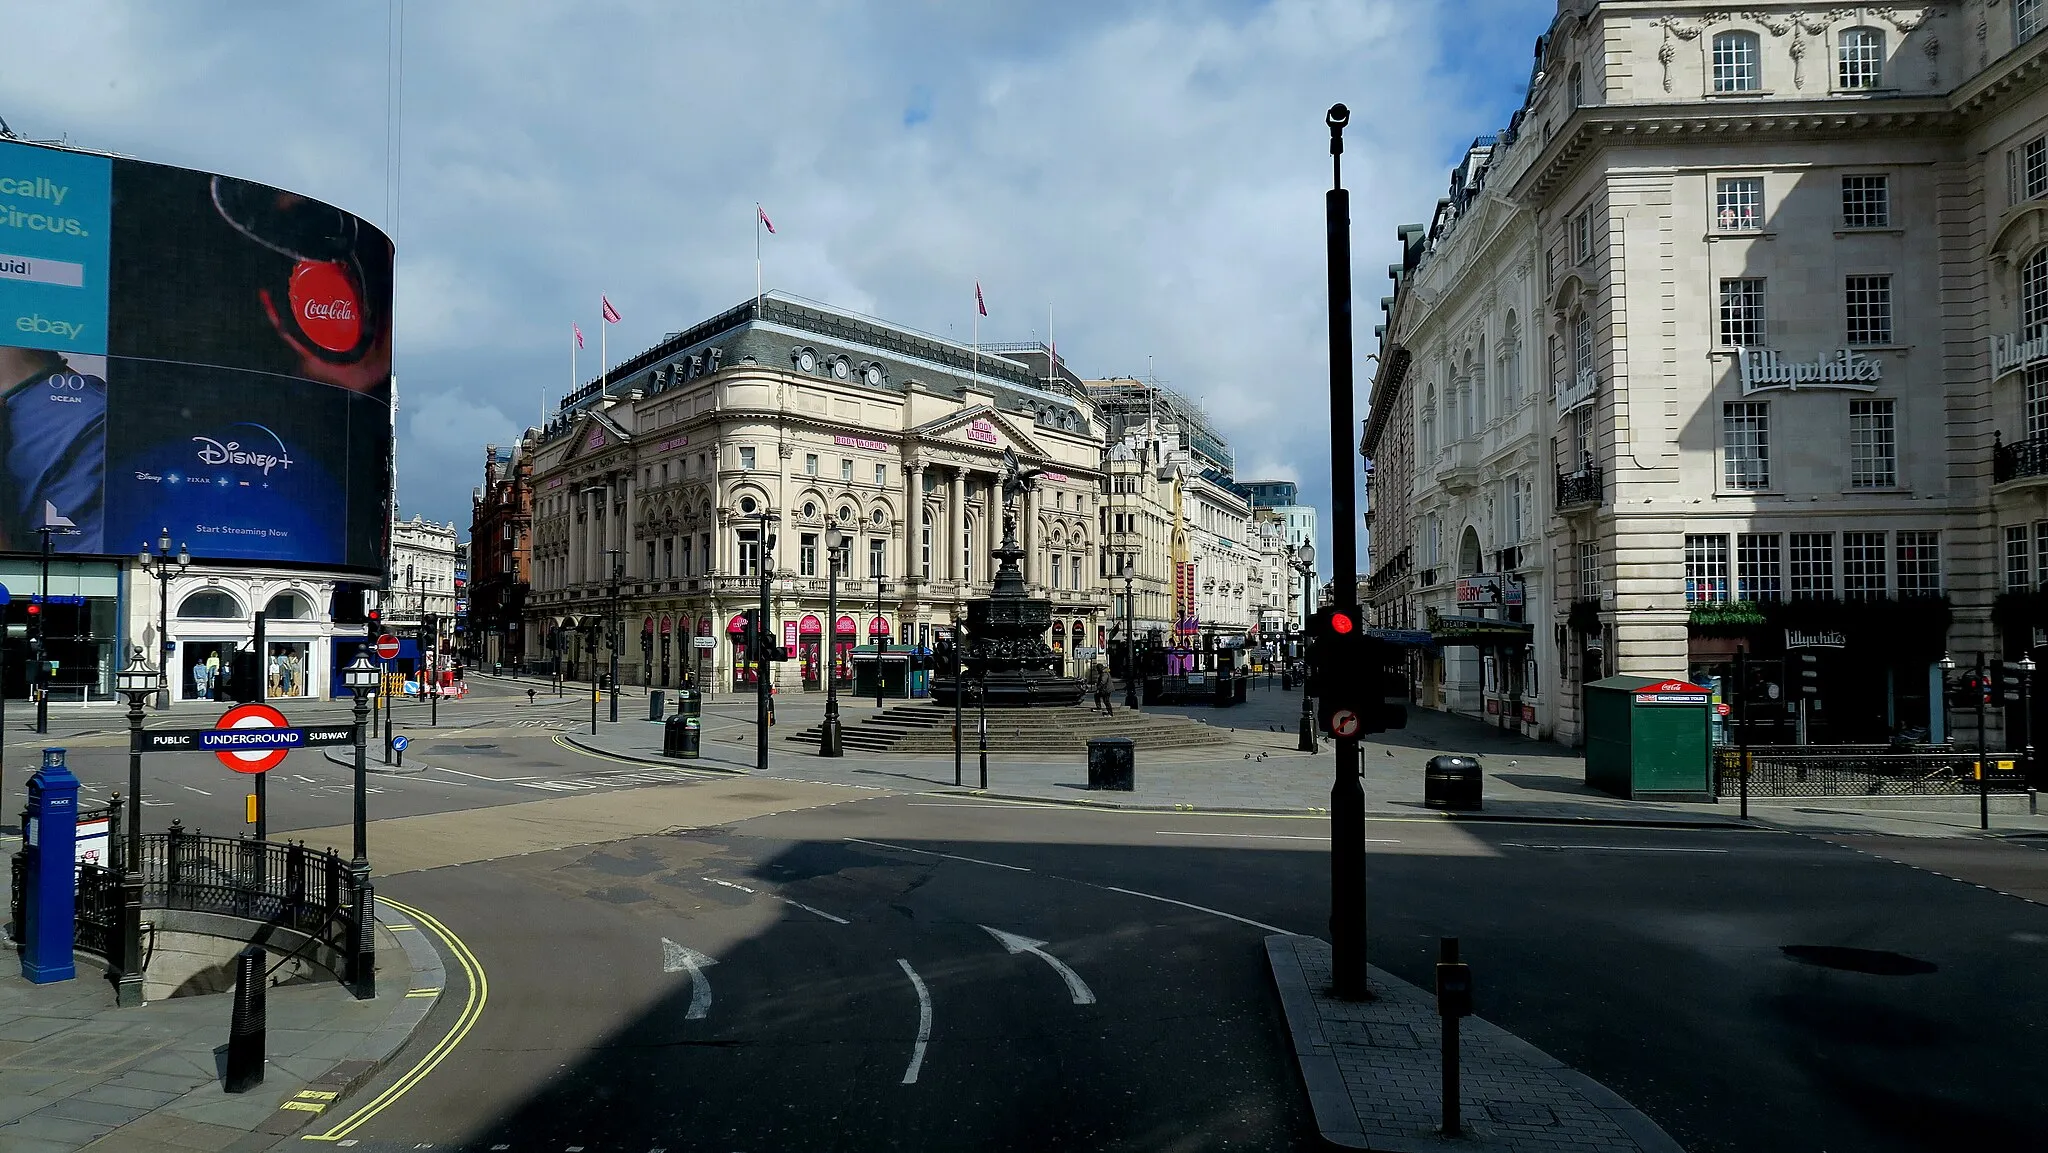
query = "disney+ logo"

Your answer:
(193, 423), (294, 476)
